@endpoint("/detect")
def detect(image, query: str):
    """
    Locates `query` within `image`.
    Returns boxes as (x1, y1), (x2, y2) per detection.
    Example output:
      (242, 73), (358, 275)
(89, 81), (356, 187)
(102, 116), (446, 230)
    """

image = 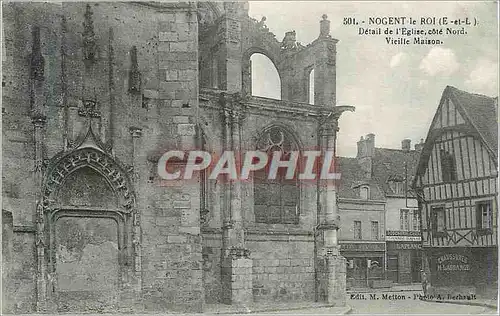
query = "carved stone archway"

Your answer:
(36, 128), (141, 311)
